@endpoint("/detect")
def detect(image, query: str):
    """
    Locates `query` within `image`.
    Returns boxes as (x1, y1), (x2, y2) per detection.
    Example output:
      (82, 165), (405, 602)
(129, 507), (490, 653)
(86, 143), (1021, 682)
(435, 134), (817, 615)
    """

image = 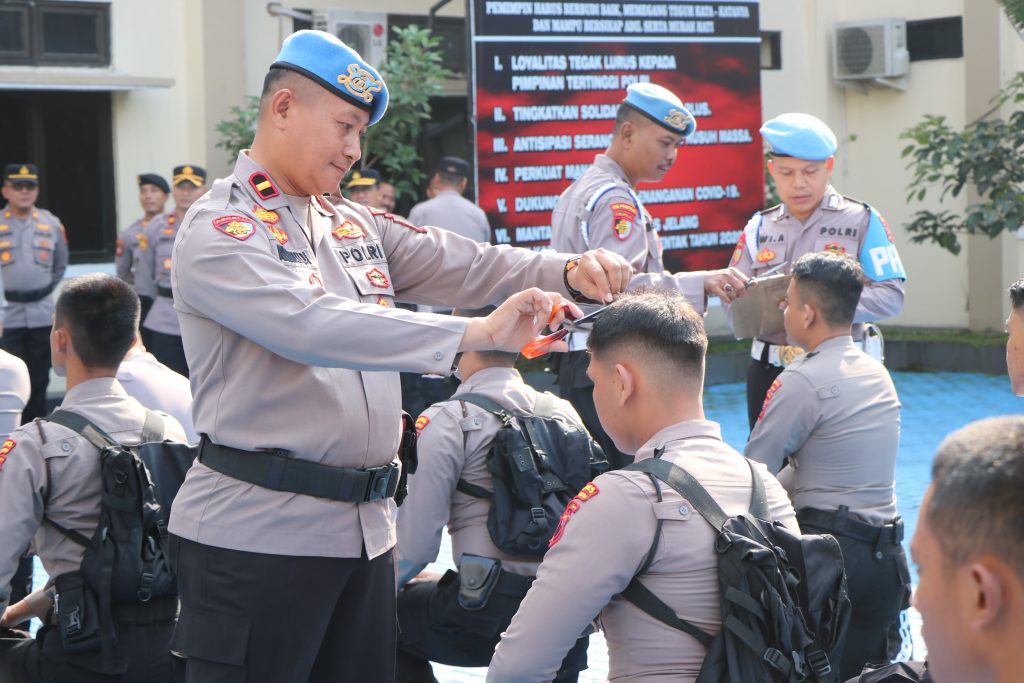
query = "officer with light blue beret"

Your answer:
(550, 82), (749, 470)
(722, 111), (907, 429)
